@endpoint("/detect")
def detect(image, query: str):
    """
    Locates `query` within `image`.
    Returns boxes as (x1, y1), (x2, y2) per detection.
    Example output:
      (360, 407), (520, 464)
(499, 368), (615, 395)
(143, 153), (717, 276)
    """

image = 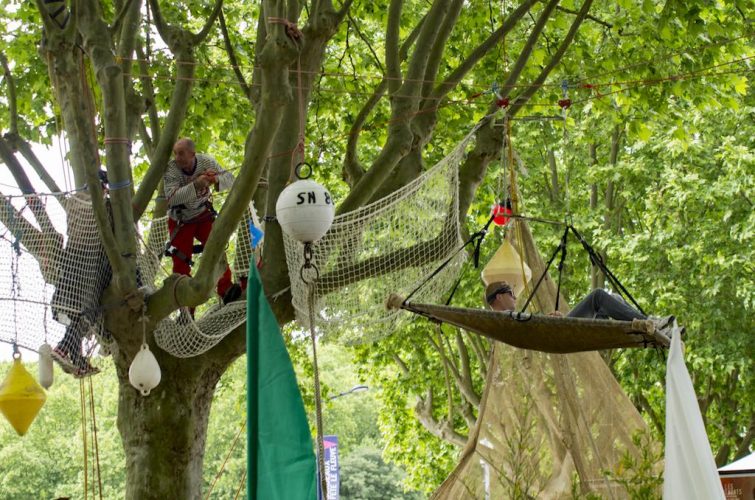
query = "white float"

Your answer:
(37, 343), (54, 389)
(276, 178), (335, 243)
(129, 343), (161, 396)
